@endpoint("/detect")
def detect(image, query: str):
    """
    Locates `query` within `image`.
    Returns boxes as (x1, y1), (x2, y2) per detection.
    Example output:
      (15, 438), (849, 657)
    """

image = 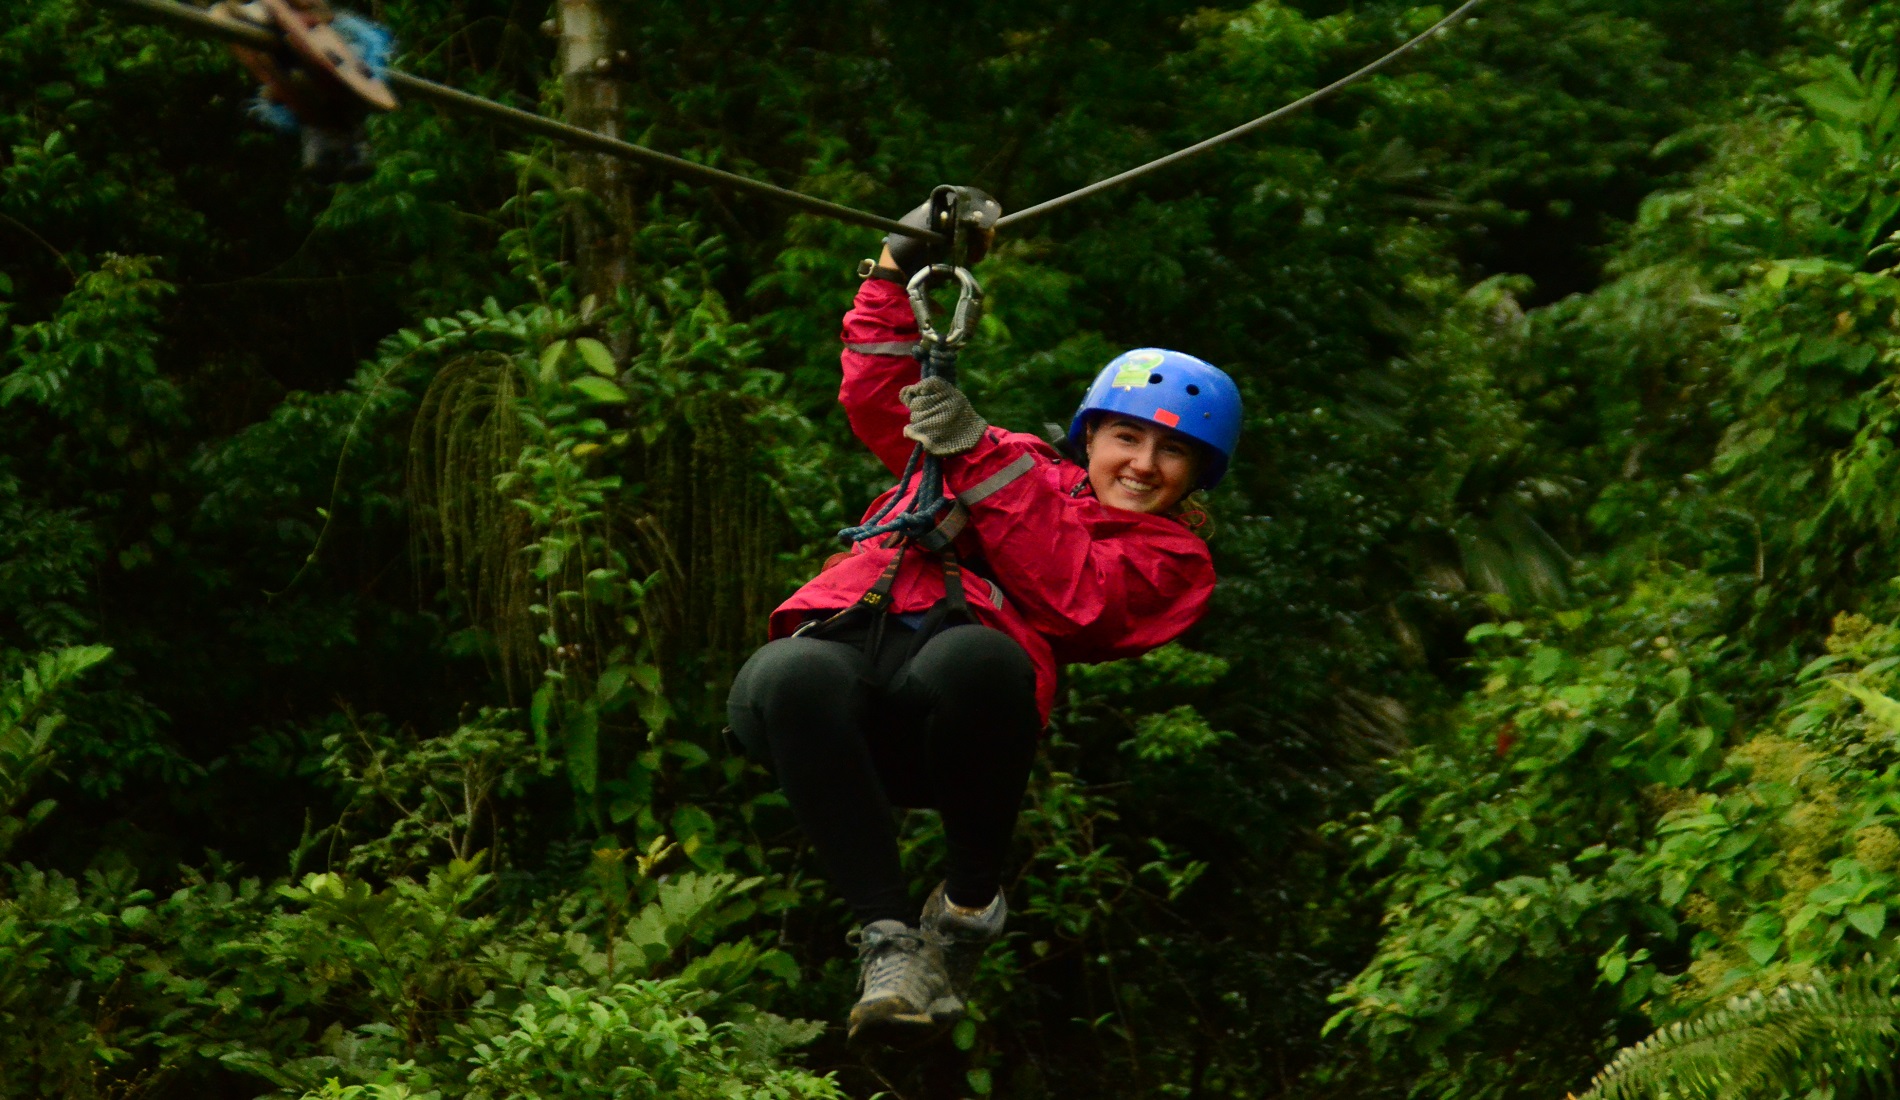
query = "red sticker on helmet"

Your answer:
(1153, 408), (1181, 427)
